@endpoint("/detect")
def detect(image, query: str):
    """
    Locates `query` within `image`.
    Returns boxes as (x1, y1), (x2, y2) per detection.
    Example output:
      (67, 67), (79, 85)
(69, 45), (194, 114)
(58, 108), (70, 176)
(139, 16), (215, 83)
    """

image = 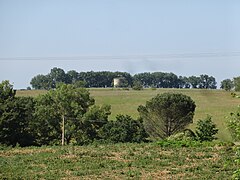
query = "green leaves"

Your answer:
(195, 116), (218, 142)
(227, 108), (240, 141)
(99, 115), (148, 143)
(0, 80), (35, 146)
(138, 93), (196, 139)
